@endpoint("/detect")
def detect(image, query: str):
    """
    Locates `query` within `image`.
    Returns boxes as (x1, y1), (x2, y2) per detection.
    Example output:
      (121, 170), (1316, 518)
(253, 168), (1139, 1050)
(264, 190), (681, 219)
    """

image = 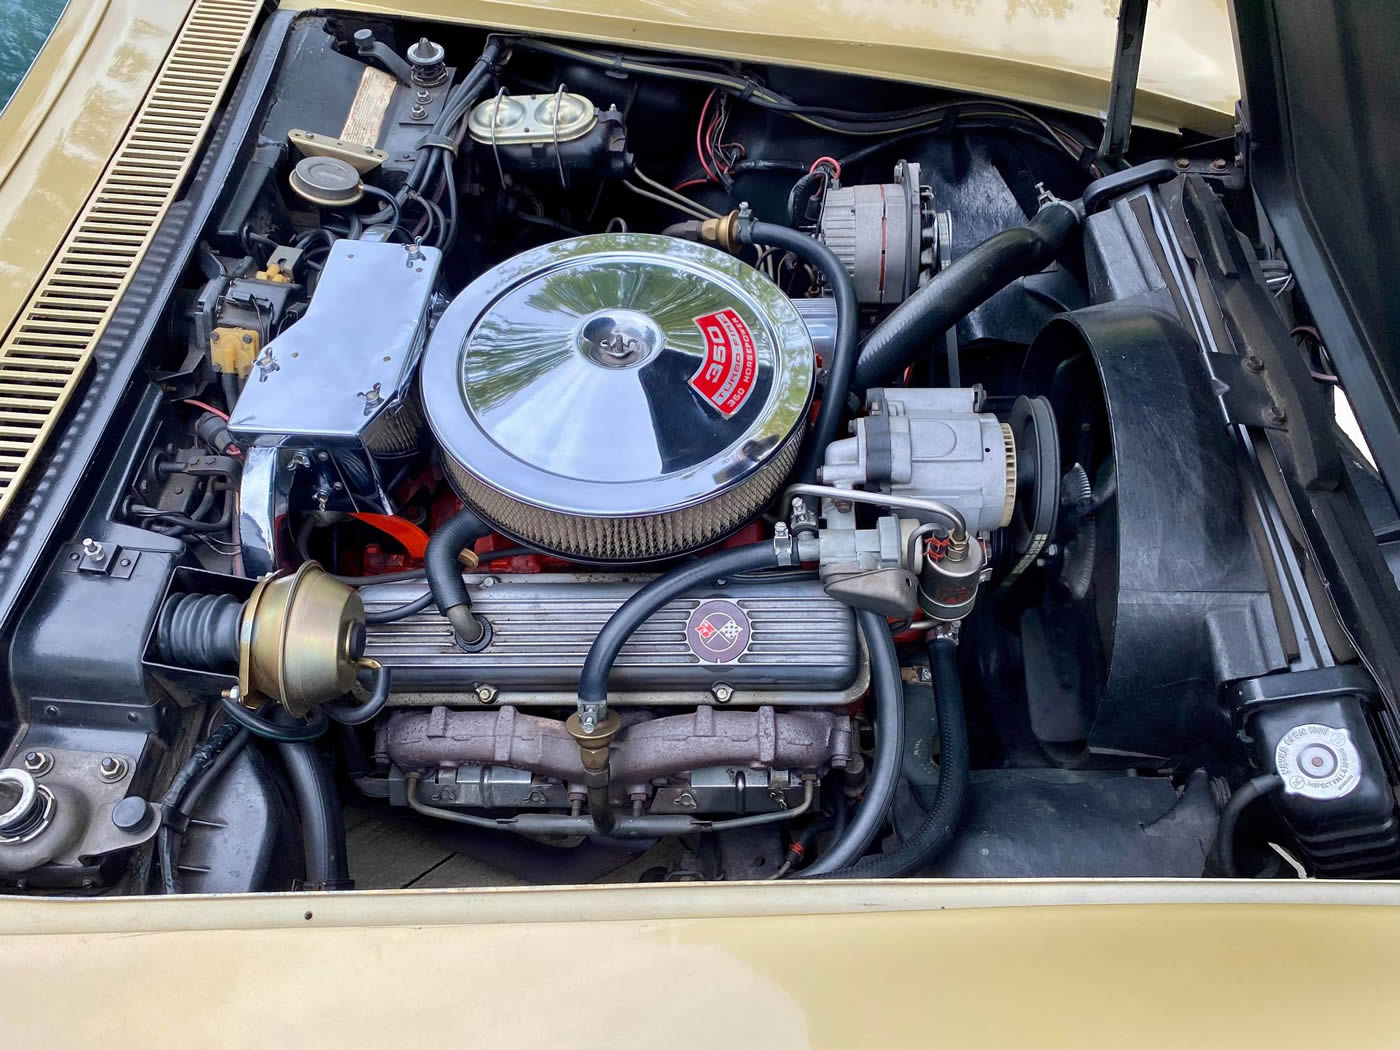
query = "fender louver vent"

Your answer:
(0, 0), (260, 521)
